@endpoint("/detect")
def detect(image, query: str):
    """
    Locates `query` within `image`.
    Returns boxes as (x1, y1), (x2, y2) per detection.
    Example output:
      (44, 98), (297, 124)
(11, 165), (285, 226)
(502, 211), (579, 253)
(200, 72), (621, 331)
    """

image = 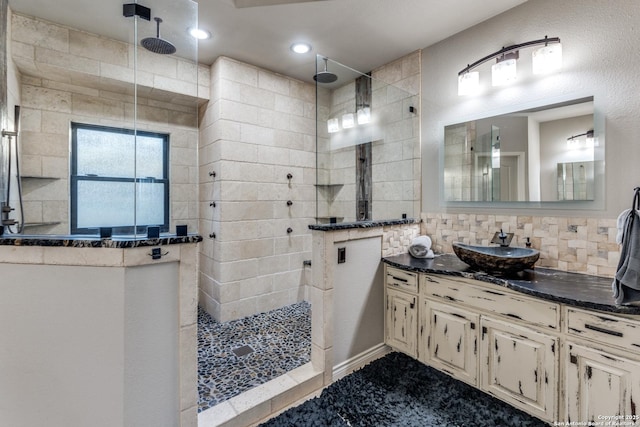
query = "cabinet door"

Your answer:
(421, 299), (479, 385)
(566, 342), (640, 424)
(480, 317), (558, 422)
(385, 288), (417, 358)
